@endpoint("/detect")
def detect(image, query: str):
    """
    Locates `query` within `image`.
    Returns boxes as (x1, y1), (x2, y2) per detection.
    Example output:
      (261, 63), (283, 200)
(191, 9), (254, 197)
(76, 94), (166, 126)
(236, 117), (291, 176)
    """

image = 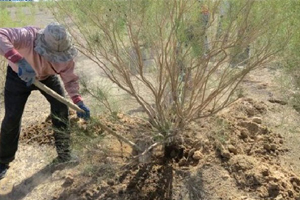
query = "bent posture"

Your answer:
(0, 22), (90, 179)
